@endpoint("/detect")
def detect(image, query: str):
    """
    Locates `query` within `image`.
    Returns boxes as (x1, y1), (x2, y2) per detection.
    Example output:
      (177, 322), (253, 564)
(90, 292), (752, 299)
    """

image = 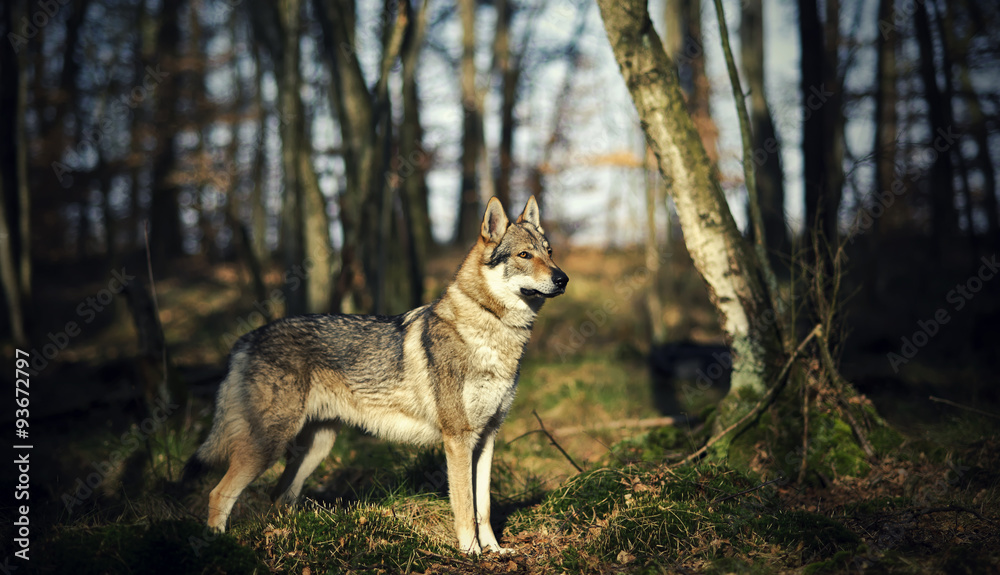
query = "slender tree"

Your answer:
(596, 0), (785, 397)
(741, 0), (788, 257)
